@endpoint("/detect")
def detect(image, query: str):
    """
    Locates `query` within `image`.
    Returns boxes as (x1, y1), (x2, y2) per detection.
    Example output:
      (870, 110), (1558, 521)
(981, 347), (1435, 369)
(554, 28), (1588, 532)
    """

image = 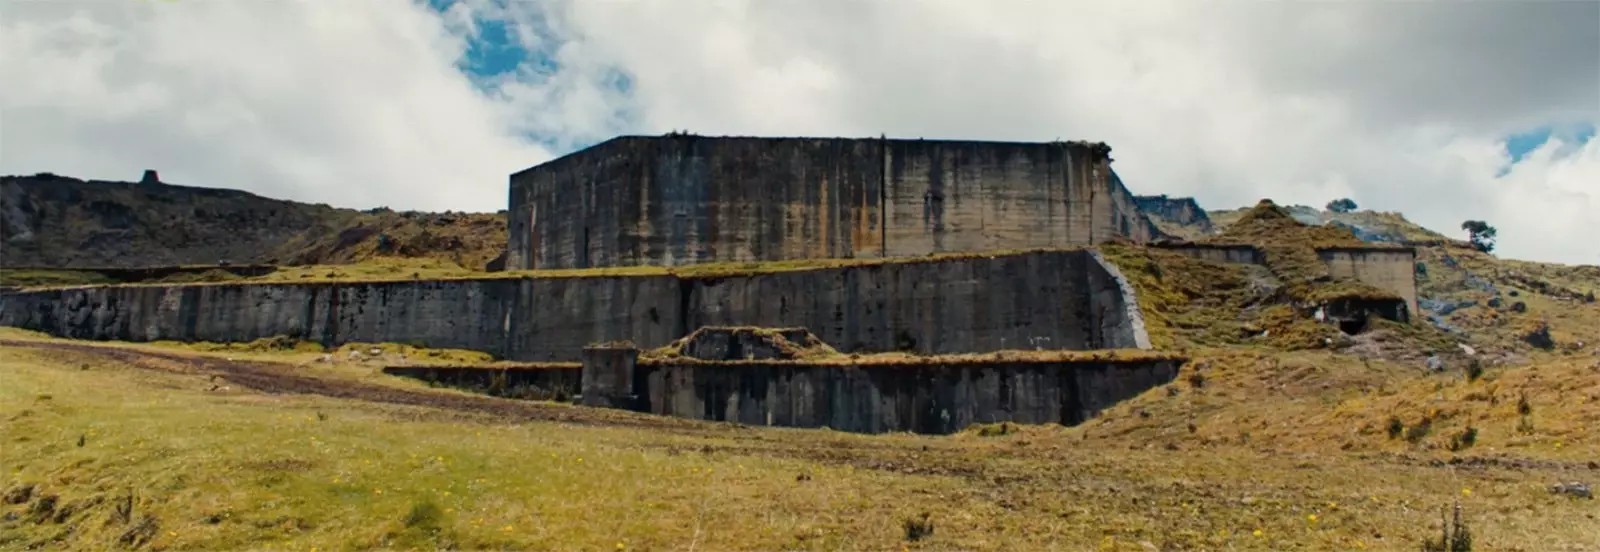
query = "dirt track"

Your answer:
(0, 339), (703, 431)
